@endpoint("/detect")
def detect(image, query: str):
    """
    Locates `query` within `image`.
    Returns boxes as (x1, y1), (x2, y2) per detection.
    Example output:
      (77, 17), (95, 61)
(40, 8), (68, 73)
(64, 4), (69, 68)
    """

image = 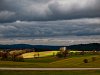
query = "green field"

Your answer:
(0, 70), (100, 75)
(24, 56), (63, 63)
(0, 55), (100, 68)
